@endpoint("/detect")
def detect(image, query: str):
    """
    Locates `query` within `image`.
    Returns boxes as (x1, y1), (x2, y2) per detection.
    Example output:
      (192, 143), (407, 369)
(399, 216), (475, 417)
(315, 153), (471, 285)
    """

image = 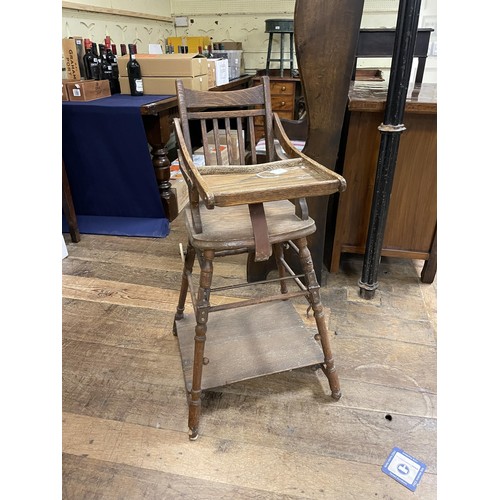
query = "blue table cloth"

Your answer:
(62, 94), (174, 237)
